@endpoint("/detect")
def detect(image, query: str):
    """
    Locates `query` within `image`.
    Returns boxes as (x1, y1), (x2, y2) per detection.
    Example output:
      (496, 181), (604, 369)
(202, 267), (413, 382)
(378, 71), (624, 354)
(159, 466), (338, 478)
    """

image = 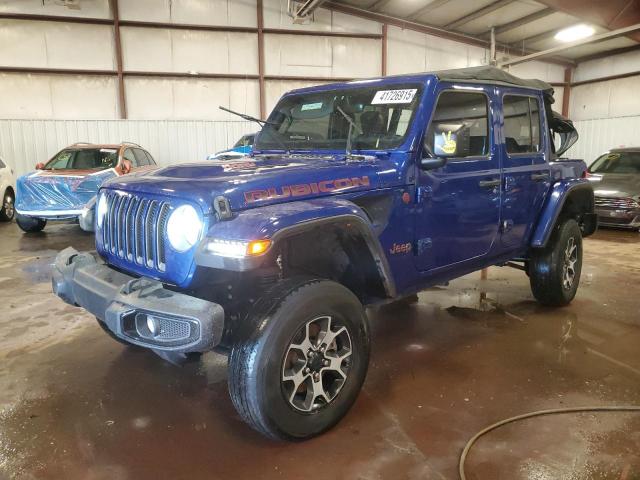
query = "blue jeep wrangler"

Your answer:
(52, 66), (596, 440)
